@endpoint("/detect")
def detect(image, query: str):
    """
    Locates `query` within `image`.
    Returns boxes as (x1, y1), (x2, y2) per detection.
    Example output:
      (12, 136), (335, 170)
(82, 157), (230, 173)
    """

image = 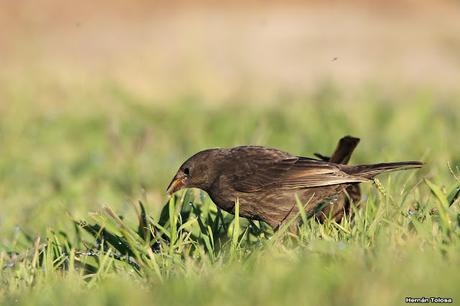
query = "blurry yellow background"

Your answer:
(2, 0), (460, 105)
